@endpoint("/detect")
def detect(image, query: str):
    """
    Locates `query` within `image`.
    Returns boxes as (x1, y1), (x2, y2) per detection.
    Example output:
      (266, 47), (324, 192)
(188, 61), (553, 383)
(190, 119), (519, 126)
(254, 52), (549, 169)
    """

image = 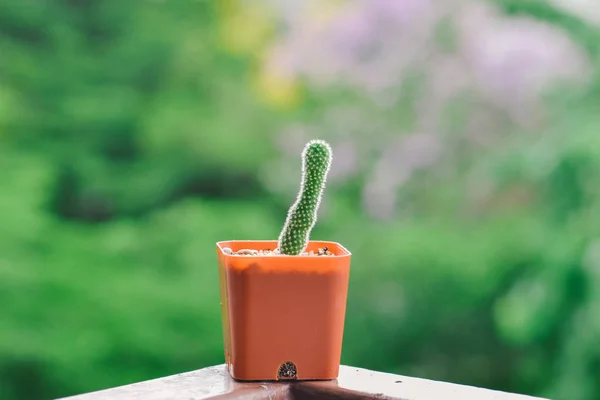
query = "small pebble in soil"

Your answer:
(226, 247), (335, 256)
(236, 249), (258, 255)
